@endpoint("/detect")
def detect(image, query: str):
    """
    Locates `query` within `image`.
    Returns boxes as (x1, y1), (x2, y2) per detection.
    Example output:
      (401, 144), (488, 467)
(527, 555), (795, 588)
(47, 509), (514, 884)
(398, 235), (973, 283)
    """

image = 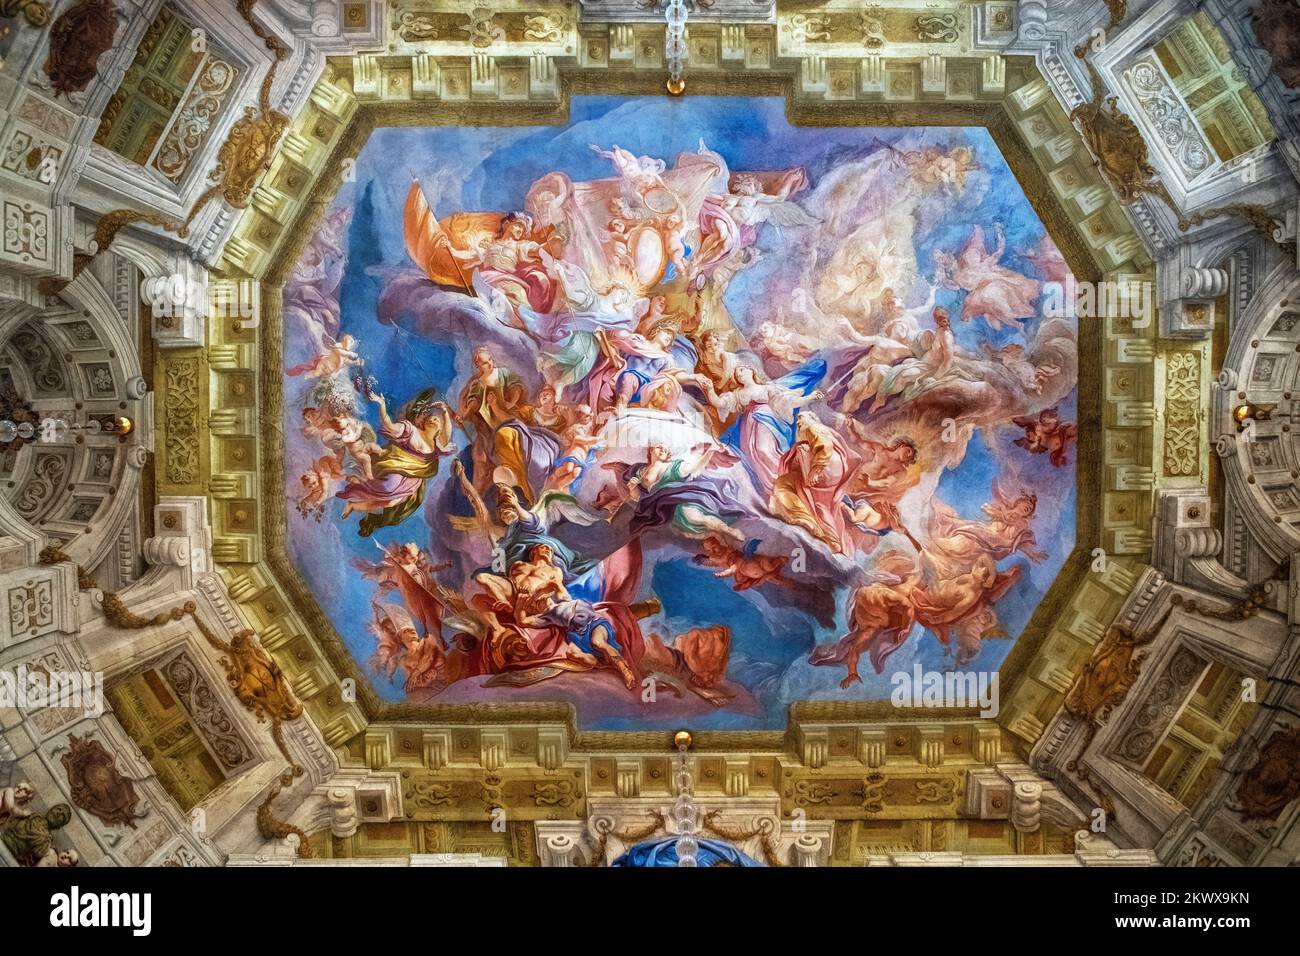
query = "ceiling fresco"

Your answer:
(281, 96), (1077, 729)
